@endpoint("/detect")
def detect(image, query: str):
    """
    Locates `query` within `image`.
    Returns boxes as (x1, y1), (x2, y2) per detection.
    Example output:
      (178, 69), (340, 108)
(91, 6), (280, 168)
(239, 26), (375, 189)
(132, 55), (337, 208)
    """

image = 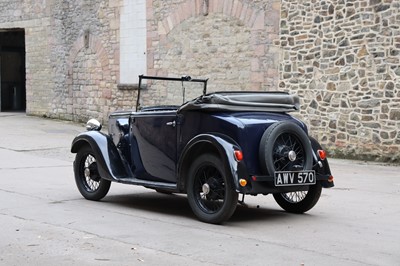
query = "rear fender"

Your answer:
(310, 136), (334, 188)
(71, 131), (133, 181)
(178, 134), (248, 192)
